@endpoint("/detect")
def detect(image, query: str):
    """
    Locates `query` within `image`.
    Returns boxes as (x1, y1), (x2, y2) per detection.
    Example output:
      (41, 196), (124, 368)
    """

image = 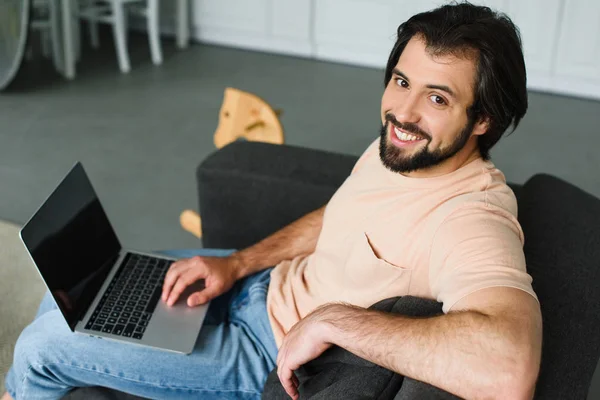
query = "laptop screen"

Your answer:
(20, 162), (122, 330)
